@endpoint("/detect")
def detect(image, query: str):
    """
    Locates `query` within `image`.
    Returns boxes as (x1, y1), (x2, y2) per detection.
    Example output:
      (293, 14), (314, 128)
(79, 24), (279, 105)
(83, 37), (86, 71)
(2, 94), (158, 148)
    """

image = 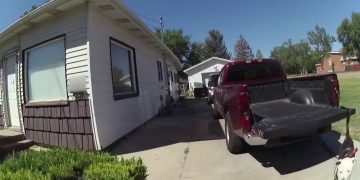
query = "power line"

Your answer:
(136, 13), (159, 23)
